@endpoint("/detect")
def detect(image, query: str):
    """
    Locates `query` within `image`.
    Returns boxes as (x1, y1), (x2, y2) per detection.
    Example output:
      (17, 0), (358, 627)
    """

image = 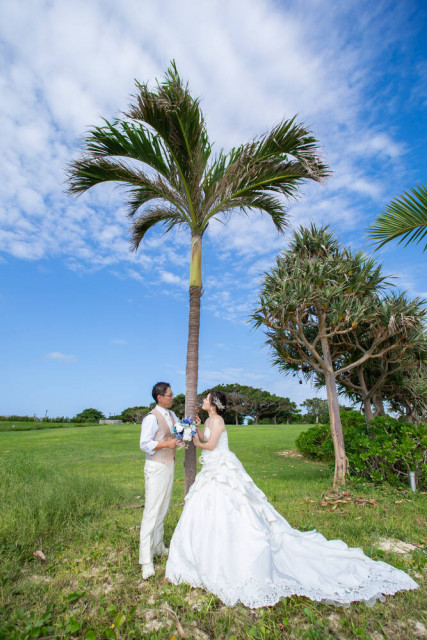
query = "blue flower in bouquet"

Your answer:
(173, 417), (197, 447)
